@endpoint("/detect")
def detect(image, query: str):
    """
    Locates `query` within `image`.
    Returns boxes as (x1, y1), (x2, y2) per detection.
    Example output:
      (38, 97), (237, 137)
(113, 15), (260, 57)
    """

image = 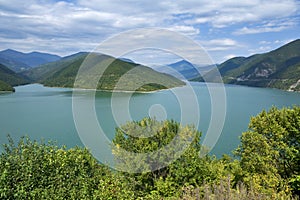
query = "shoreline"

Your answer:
(14, 82), (300, 93)
(194, 80), (300, 93)
(33, 83), (186, 94)
(0, 91), (14, 94)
